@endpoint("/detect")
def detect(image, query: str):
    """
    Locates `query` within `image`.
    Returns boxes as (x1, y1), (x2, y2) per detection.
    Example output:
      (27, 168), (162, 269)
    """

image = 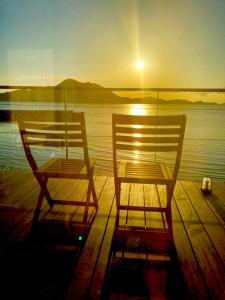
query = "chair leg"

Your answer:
(115, 181), (121, 230)
(32, 188), (45, 226)
(35, 175), (53, 207)
(90, 177), (98, 207)
(83, 180), (92, 223)
(166, 184), (175, 243)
